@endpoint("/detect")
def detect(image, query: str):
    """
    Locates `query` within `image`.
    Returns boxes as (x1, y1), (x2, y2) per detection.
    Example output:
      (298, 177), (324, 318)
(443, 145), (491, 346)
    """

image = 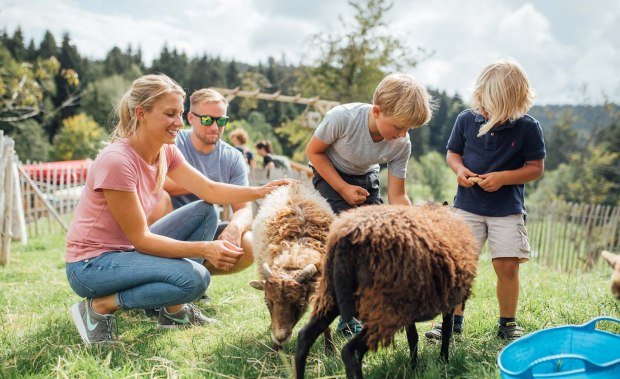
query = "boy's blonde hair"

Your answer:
(111, 74), (185, 193)
(229, 128), (249, 145)
(472, 60), (534, 136)
(190, 88), (227, 109)
(372, 73), (433, 128)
